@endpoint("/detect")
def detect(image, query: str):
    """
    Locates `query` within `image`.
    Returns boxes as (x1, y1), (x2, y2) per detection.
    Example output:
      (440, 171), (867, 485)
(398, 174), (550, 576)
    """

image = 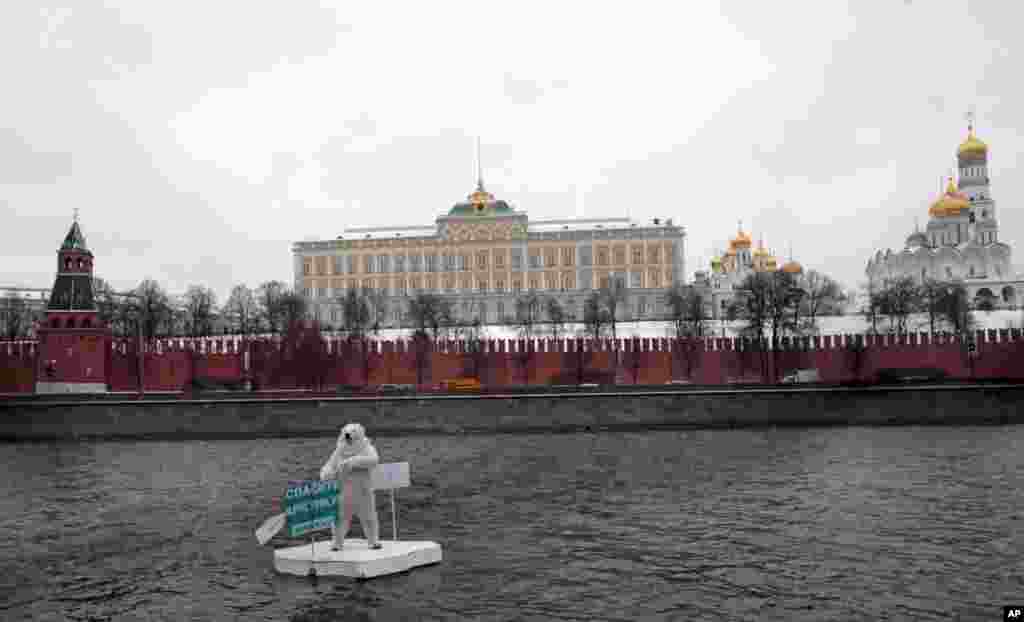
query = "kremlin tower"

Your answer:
(35, 215), (111, 393)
